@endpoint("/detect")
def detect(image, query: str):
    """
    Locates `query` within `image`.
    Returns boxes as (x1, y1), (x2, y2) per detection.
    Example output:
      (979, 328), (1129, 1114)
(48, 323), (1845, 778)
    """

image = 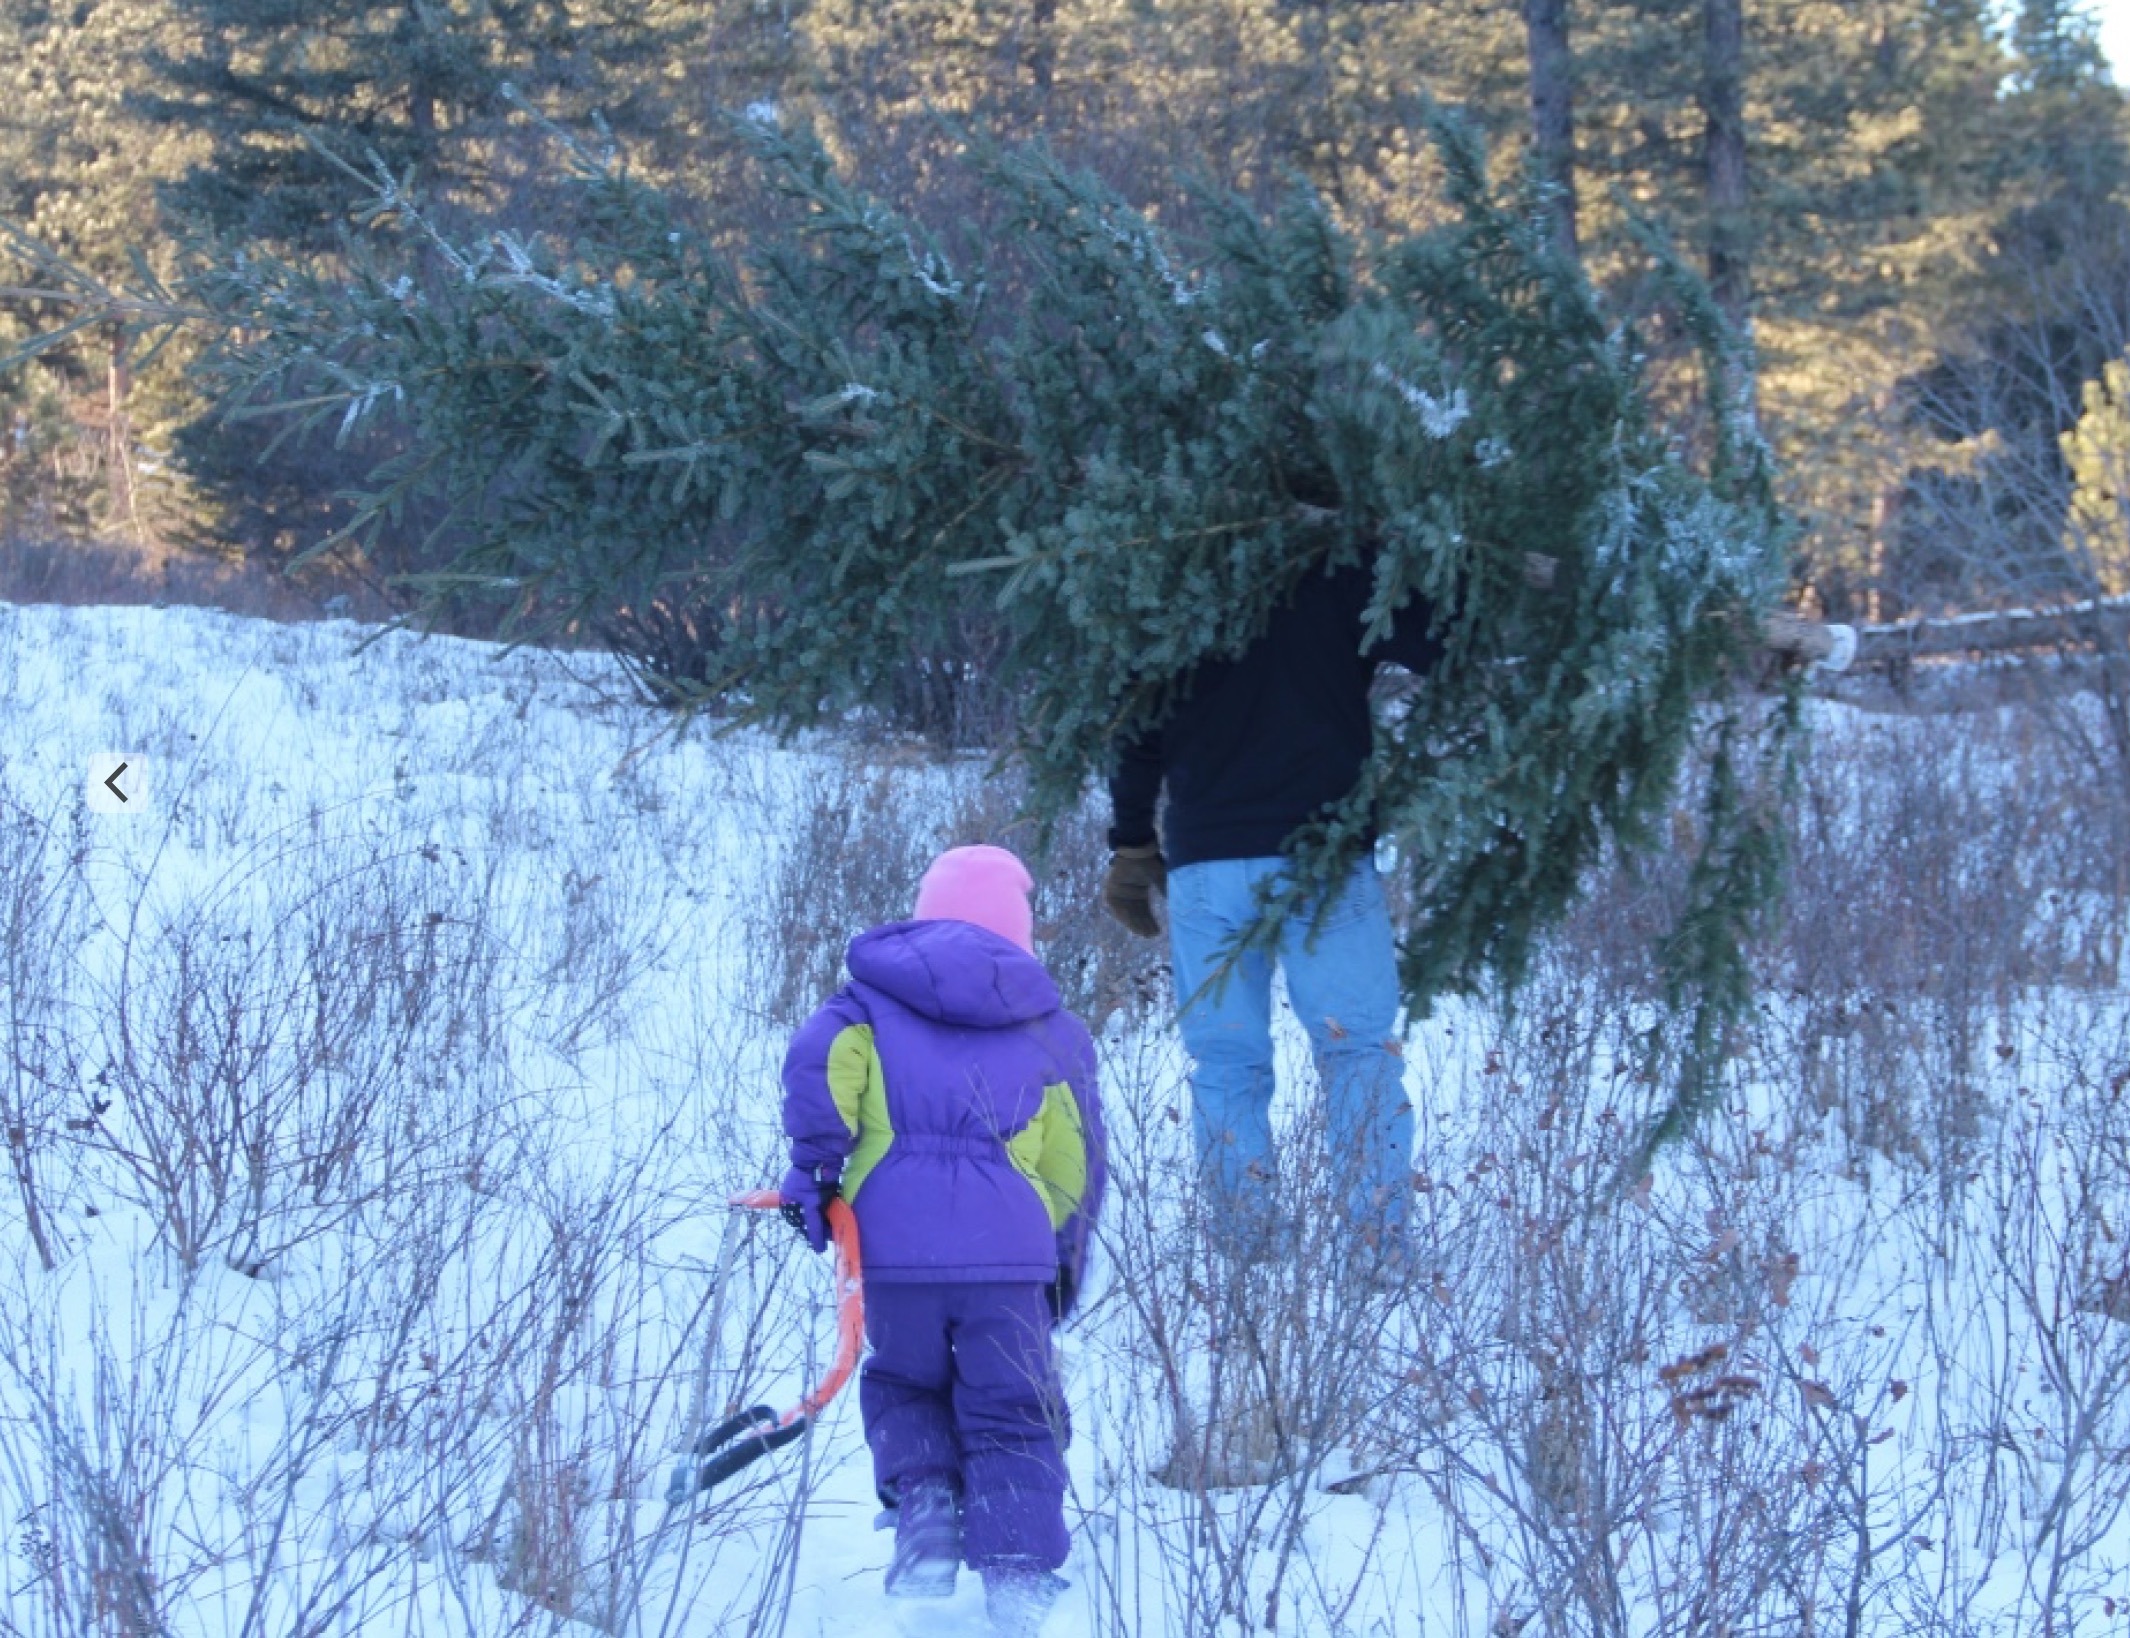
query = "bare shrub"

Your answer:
(1542, 700), (2127, 1174)
(743, 742), (1164, 1038)
(867, 608), (1027, 751)
(0, 1158), (758, 1636)
(606, 582), (1024, 749)
(0, 530), (393, 624)
(0, 794), (88, 1273)
(2, 1351), (172, 1636)
(91, 839), (513, 1273)
(741, 748), (938, 1032)
(485, 1177), (654, 1631)
(472, 1166), (847, 1636)
(1078, 1031), (1406, 1637)
(1964, 1030), (2130, 1628)
(0, 1276), (289, 1636)
(1353, 964), (1882, 1637)
(1353, 697), (2130, 1634)
(532, 860), (686, 1061)
(0, 601), (876, 1634)
(1770, 709), (2124, 1172)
